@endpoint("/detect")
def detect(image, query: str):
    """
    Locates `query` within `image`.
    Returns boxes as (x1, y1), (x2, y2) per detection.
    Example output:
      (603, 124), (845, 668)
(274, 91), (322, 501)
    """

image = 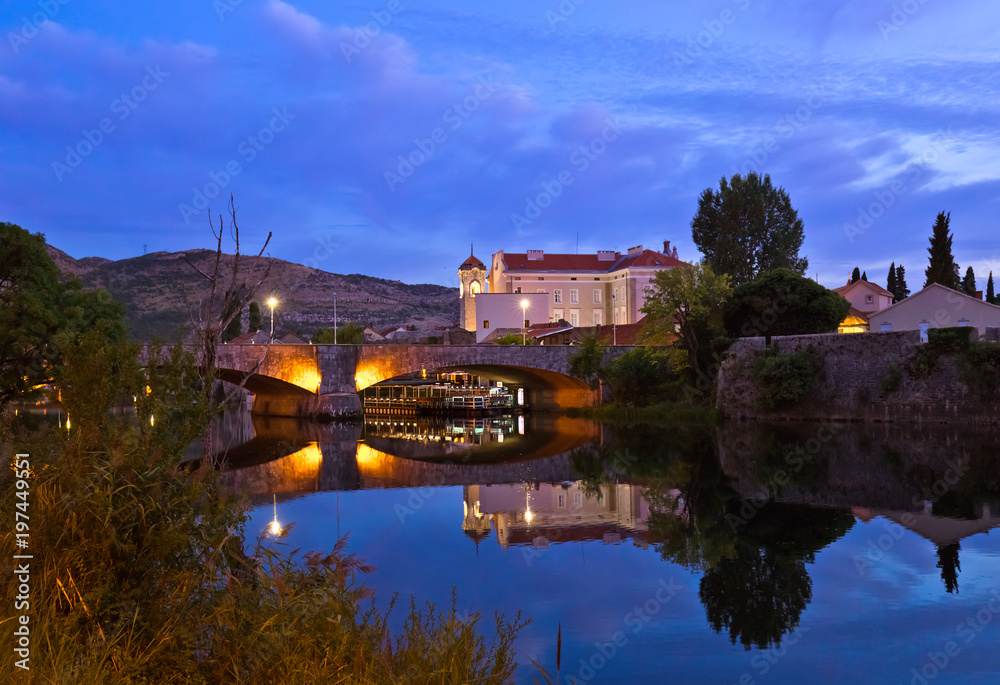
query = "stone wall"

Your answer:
(717, 331), (999, 424)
